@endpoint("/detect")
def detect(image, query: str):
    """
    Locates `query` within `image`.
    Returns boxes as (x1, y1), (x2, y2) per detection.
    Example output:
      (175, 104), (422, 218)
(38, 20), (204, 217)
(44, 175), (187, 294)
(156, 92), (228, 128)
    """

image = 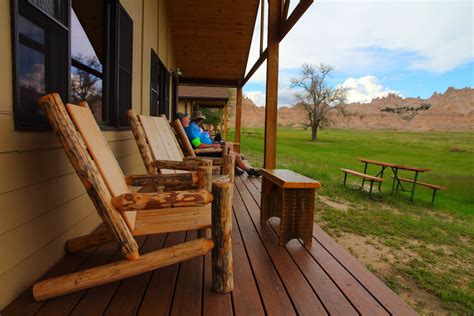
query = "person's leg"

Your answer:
(234, 152), (260, 177)
(234, 152), (251, 170)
